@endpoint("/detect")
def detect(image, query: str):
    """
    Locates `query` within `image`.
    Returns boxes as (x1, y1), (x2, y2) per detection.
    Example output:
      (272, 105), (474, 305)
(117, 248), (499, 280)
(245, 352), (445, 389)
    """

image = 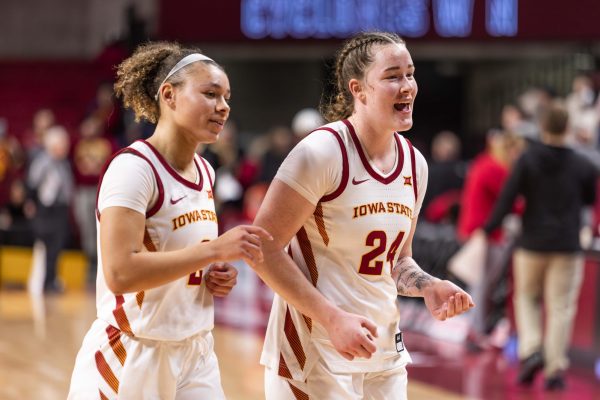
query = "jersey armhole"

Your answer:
(315, 127), (349, 202)
(95, 147), (165, 221)
(404, 137), (418, 203)
(198, 156), (214, 189)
